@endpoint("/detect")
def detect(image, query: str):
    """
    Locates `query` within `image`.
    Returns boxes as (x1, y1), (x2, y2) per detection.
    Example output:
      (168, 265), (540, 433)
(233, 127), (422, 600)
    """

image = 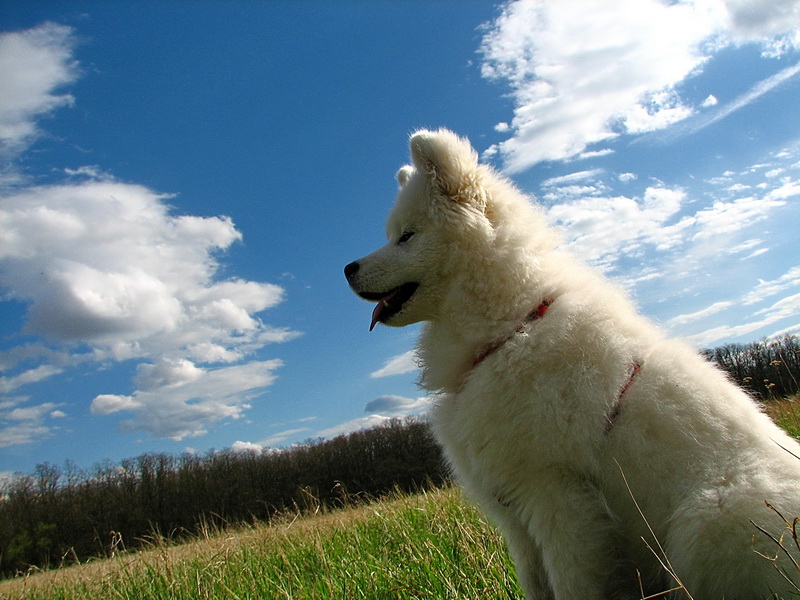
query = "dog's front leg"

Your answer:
(496, 515), (554, 600)
(515, 469), (633, 600)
